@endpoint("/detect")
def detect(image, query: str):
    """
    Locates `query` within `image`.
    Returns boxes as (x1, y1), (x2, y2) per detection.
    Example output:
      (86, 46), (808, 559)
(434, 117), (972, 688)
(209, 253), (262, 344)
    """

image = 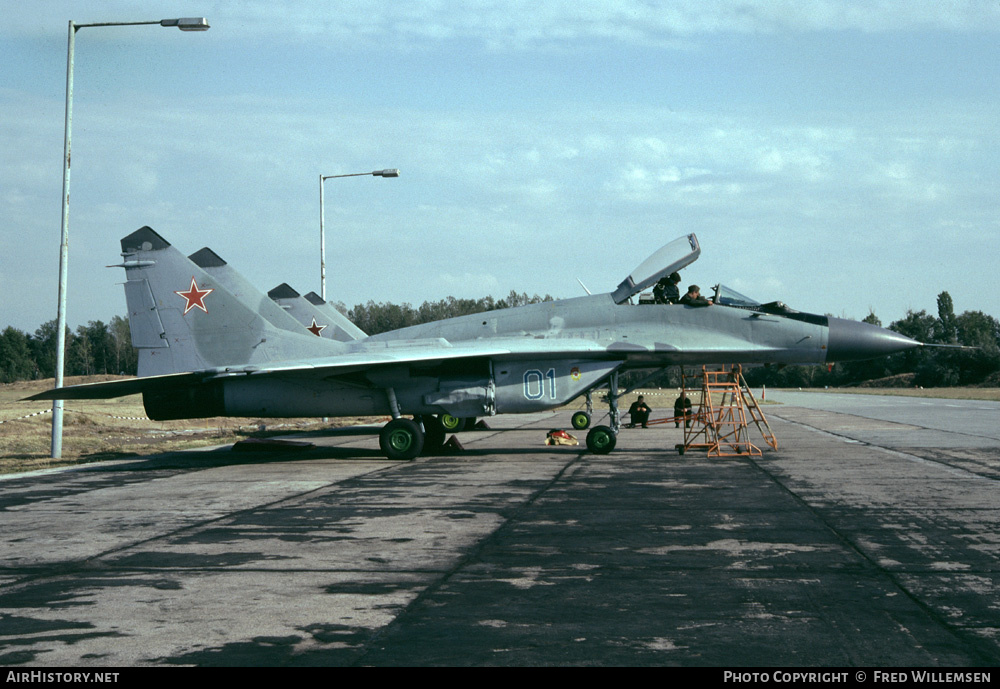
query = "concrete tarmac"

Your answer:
(1, 392), (998, 666)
